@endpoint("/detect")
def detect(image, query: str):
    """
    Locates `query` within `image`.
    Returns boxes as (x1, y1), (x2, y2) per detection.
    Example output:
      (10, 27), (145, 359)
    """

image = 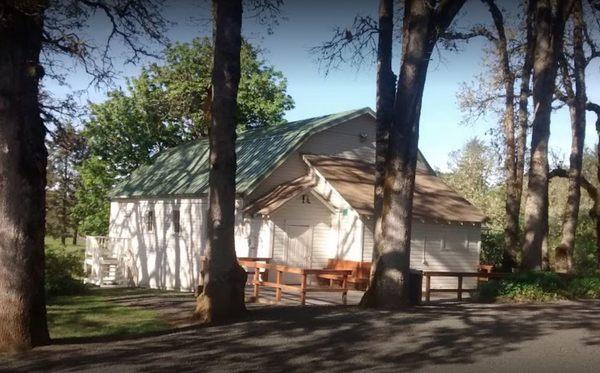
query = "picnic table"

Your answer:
(238, 259), (353, 305)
